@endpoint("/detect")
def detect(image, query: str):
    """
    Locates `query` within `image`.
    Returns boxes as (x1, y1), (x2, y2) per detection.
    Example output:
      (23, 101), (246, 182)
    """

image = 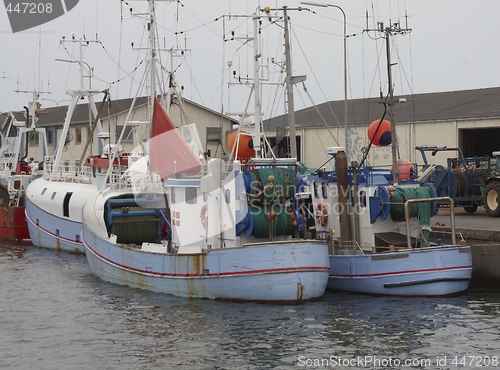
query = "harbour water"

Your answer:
(1, 242), (499, 370)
